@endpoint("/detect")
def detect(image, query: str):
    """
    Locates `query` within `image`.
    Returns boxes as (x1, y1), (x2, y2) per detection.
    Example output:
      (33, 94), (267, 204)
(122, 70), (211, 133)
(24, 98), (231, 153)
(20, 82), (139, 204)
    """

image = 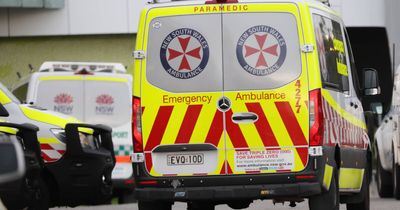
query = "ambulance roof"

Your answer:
(38, 61), (126, 74)
(146, 0), (329, 8)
